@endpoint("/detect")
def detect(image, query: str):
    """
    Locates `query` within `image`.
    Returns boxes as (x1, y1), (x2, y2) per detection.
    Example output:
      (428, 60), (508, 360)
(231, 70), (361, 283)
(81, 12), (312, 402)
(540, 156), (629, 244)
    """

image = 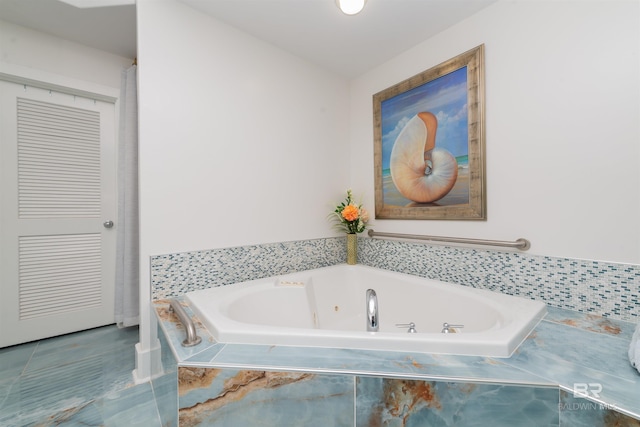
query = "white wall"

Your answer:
(136, 0), (351, 376)
(137, 0), (350, 257)
(350, 0), (640, 264)
(0, 19), (131, 91)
